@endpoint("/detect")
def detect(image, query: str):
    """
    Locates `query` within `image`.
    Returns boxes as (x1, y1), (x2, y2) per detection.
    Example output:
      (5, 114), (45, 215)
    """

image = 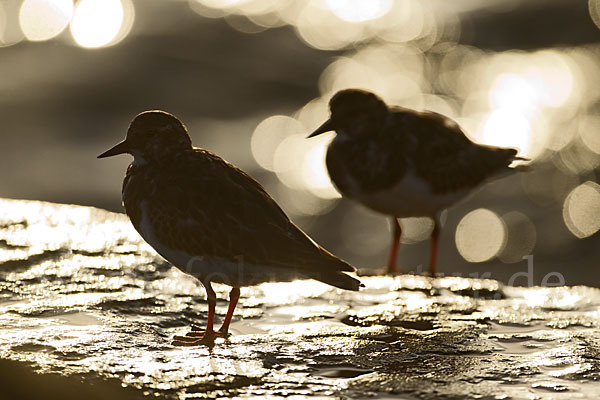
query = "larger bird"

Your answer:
(308, 89), (524, 276)
(98, 110), (361, 346)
